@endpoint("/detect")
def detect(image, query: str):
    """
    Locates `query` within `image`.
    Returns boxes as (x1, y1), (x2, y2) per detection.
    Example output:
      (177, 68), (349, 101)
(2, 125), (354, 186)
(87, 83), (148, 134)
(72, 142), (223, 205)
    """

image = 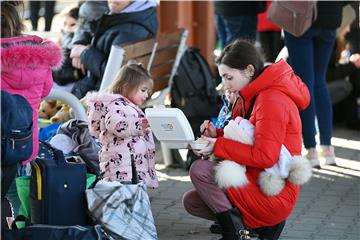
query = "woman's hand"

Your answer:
(200, 120), (217, 138)
(193, 136), (216, 157)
